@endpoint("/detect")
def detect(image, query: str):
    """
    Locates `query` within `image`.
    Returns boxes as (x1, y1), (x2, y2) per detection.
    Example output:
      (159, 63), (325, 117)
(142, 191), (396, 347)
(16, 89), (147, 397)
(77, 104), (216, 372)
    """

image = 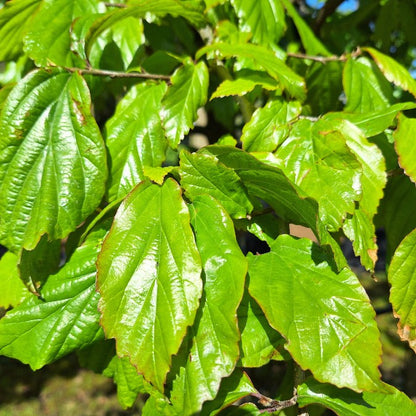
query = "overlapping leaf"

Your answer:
(160, 61), (209, 148)
(197, 43), (306, 100)
(169, 195), (247, 414)
(273, 118), (362, 231)
(106, 82), (168, 200)
(298, 377), (416, 415)
(24, 0), (99, 66)
(0, 0), (41, 61)
(180, 150), (253, 218)
(97, 179), (202, 391)
(394, 114), (416, 184)
(230, 0), (286, 46)
(0, 229), (107, 370)
(241, 98), (301, 152)
(388, 228), (416, 352)
(248, 235), (383, 392)
(0, 70), (107, 252)
(343, 57), (394, 113)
